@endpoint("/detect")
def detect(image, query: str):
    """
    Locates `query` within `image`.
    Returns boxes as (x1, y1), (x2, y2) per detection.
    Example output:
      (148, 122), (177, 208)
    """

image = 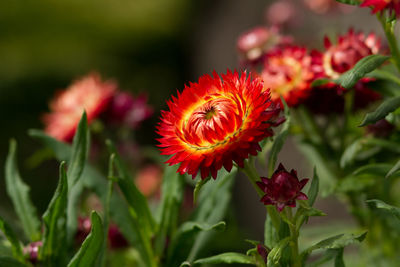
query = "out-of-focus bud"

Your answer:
(265, 0), (299, 28)
(24, 241), (42, 264)
(237, 27), (271, 62)
(303, 0), (355, 14)
(108, 223), (129, 249)
(76, 216), (92, 245)
(257, 244), (270, 263)
(366, 119), (395, 138)
(108, 92), (153, 129)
